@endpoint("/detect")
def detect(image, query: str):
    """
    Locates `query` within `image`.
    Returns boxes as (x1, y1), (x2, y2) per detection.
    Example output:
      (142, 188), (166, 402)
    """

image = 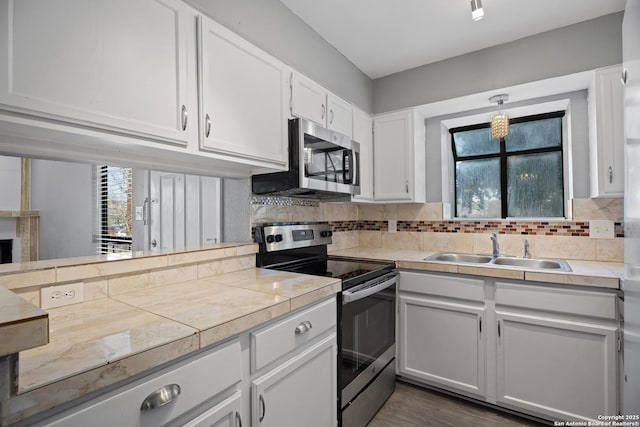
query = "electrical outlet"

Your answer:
(388, 219), (397, 233)
(589, 220), (615, 239)
(41, 283), (84, 309)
